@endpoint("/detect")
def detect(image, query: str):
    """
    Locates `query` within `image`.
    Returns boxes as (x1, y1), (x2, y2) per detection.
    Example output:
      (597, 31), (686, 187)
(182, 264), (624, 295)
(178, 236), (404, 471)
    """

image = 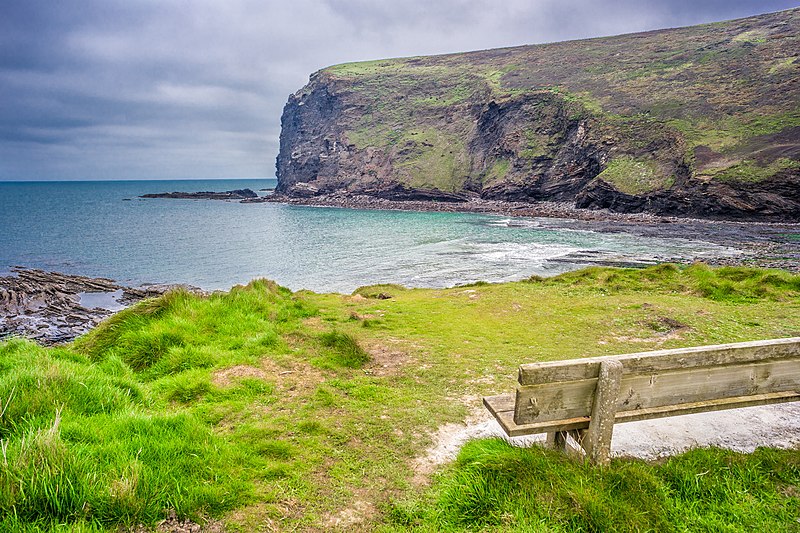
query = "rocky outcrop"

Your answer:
(141, 189), (258, 200)
(0, 268), (201, 345)
(275, 9), (800, 221)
